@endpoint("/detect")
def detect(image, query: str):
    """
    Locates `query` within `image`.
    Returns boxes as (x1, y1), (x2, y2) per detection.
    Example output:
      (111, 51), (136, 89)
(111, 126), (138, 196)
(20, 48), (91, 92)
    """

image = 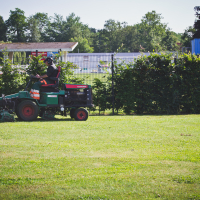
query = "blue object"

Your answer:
(191, 38), (200, 54)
